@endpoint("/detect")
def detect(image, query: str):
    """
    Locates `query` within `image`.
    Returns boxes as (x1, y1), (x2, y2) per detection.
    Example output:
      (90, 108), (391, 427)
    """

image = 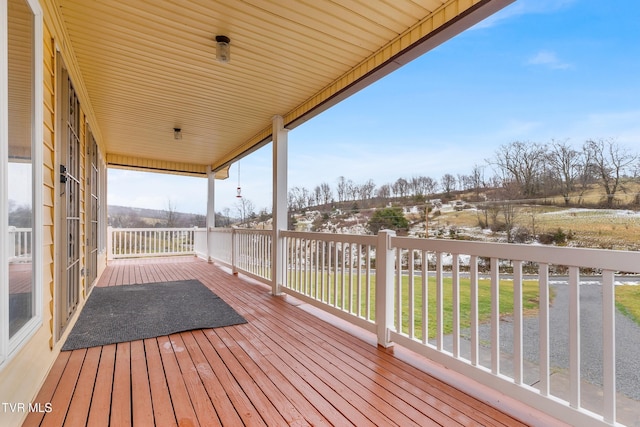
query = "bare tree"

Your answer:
(336, 176), (347, 203)
(547, 139), (584, 205)
(319, 182), (333, 205)
(470, 164), (486, 199)
(410, 176), (437, 197)
(288, 186), (310, 211)
(165, 199), (178, 227)
(313, 185), (322, 206)
(584, 139), (637, 207)
(457, 174), (470, 191)
(360, 179), (376, 200)
(392, 178), (409, 198)
(423, 176), (439, 195)
(377, 184), (391, 200)
(235, 197), (255, 225)
(345, 179), (356, 201)
(496, 182), (521, 242)
(440, 173), (456, 197)
(490, 141), (547, 197)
